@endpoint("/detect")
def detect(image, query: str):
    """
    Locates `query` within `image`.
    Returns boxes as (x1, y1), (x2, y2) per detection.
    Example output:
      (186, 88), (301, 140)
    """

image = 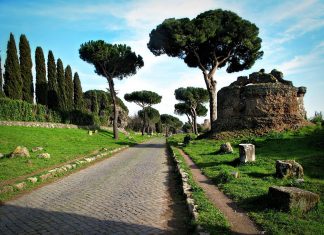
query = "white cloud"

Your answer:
(277, 41), (324, 75)
(269, 0), (317, 23)
(256, 0), (324, 48)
